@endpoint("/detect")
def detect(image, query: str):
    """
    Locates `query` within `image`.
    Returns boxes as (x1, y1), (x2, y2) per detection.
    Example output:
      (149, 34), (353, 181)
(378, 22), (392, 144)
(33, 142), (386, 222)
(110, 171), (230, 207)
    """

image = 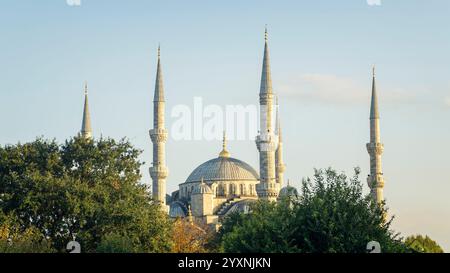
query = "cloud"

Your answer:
(277, 73), (415, 105)
(445, 97), (450, 107)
